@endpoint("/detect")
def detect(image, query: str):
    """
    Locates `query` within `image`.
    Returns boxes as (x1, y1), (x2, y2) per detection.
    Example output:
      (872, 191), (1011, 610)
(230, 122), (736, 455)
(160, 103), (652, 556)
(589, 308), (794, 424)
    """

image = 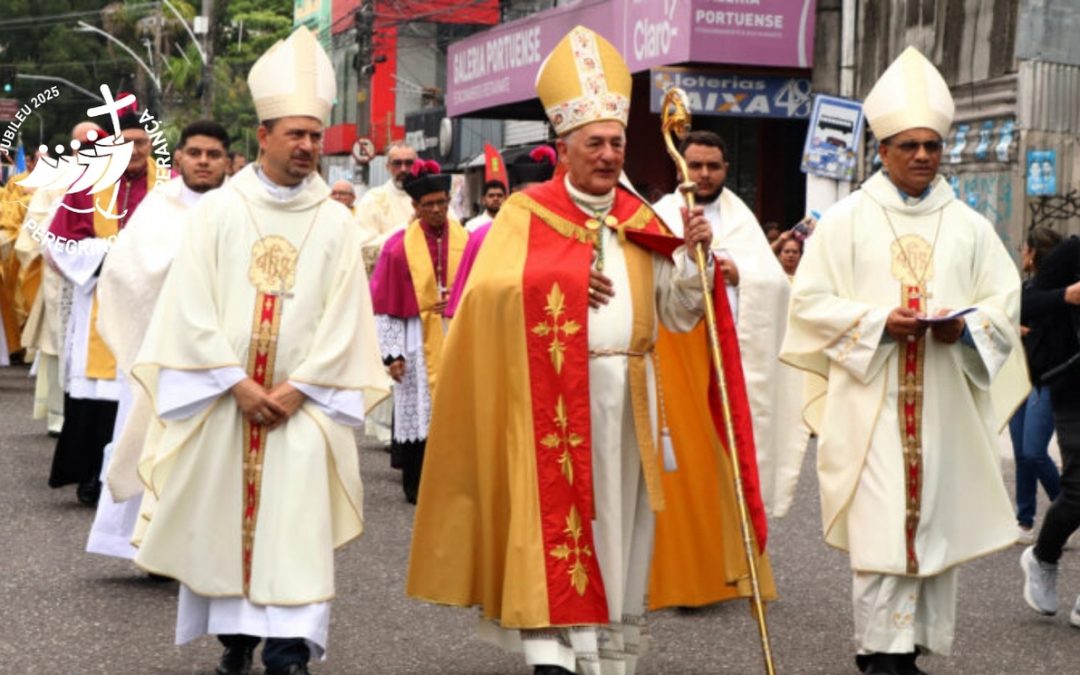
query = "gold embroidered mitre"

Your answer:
(247, 26), (336, 125)
(535, 26), (631, 137)
(864, 46), (954, 141)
